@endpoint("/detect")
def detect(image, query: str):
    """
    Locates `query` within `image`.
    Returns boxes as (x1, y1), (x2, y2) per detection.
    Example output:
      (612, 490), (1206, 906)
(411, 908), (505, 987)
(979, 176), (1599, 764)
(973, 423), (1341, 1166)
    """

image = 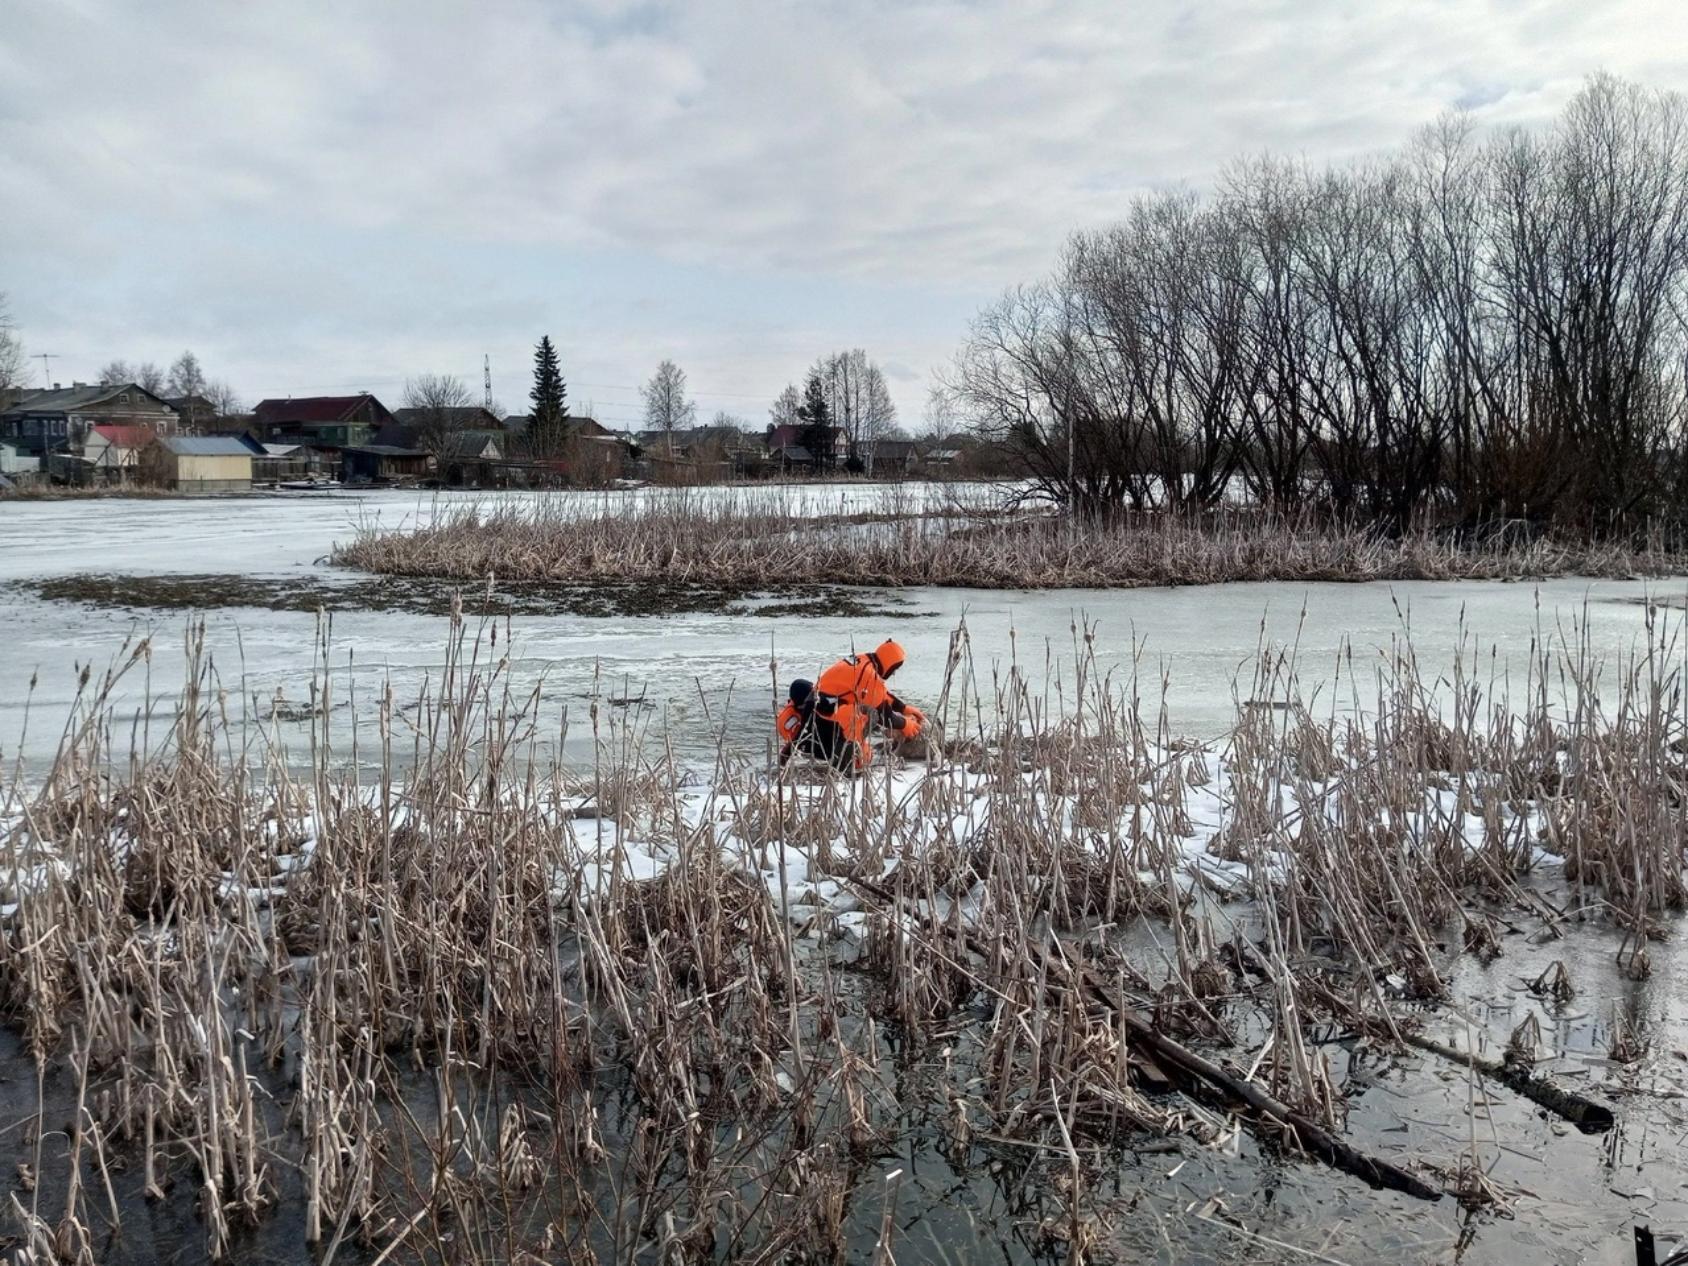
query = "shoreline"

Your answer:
(0, 474), (1003, 503)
